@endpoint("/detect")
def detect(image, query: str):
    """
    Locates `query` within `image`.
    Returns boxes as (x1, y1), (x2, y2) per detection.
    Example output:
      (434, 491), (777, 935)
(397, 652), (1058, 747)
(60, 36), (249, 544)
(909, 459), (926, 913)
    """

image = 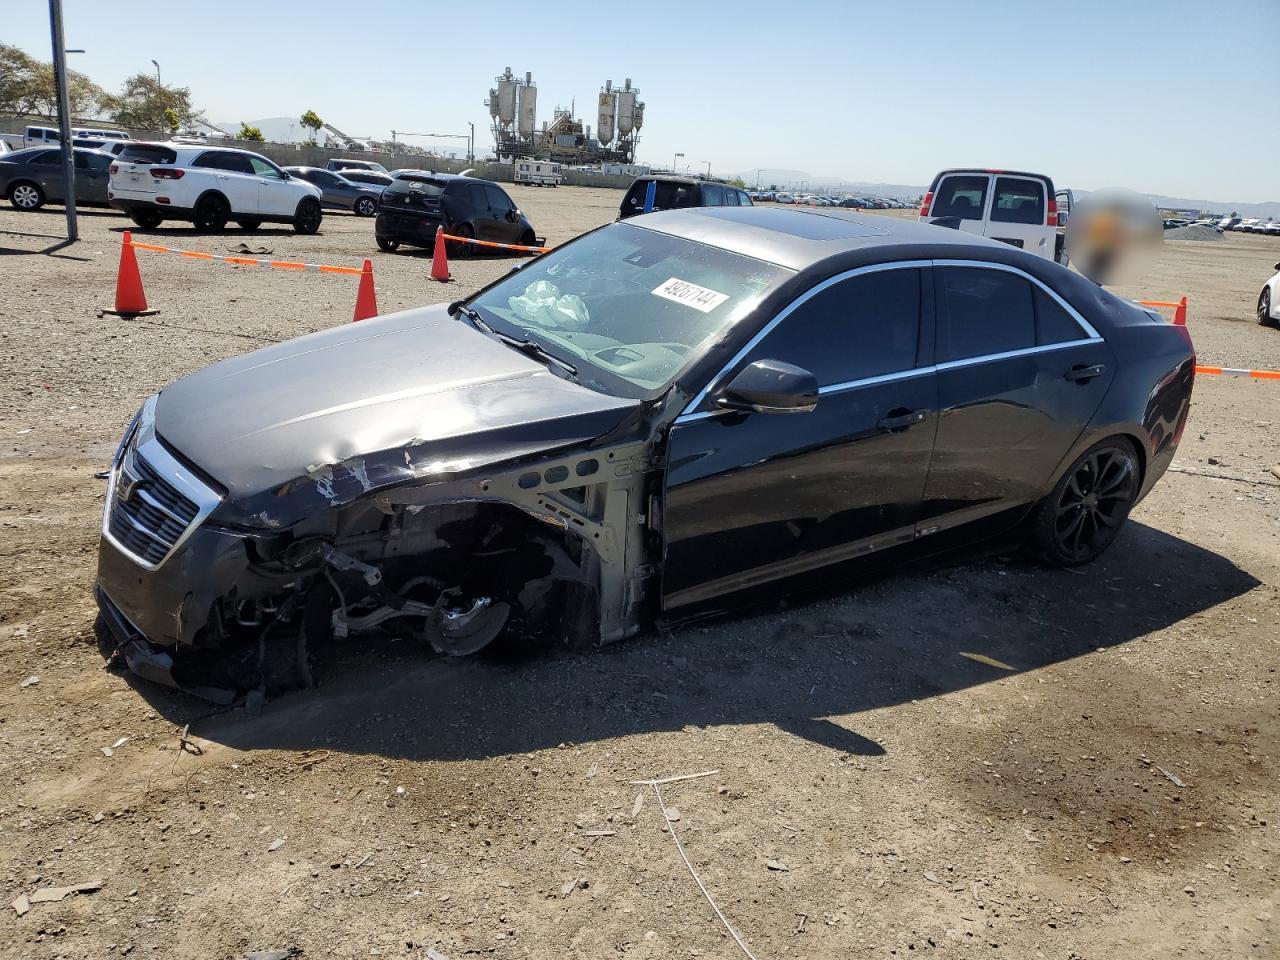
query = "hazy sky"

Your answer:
(9, 0), (1279, 201)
